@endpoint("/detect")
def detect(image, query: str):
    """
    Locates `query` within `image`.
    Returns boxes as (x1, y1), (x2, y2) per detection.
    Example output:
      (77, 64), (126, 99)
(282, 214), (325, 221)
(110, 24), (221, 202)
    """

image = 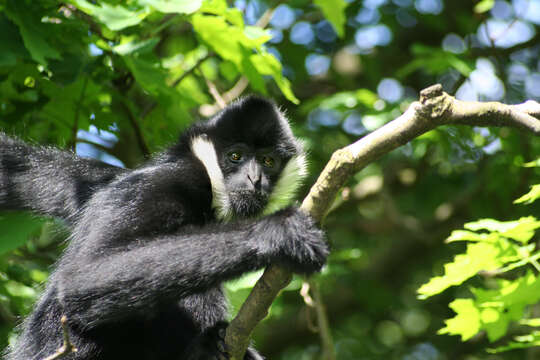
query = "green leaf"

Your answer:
(123, 56), (180, 103)
(489, 331), (540, 353)
(514, 185), (540, 205)
(474, 0), (495, 13)
(200, 0), (244, 27)
(523, 158), (540, 167)
(397, 45), (473, 78)
(191, 13), (298, 102)
(0, 212), (47, 254)
(225, 270), (264, 291)
(0, 15), (30, 66)
(70, 0), (148, 31)
(250, 53), (299, 104)
(445, 230), (498, 243)
(465, 217), (540, 244)
(314, 0), (348, 38)
(191, 14), (244, 66)
(139, 0), (202, 13)
(438, 299), (481, 341)
(439, 273), (540, 344)
(4, 0), (62, 66)
(520, 318), (540, 327)
(113, 37), (160, 55)
(417, 240), (514, 298)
